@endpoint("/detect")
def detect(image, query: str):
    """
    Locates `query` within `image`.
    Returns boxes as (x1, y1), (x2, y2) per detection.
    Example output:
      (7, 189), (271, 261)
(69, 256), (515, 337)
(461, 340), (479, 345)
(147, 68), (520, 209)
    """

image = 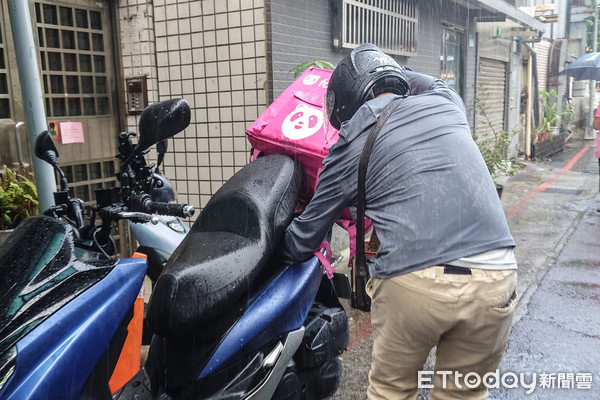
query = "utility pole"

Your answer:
(7, 0), (56, 211)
